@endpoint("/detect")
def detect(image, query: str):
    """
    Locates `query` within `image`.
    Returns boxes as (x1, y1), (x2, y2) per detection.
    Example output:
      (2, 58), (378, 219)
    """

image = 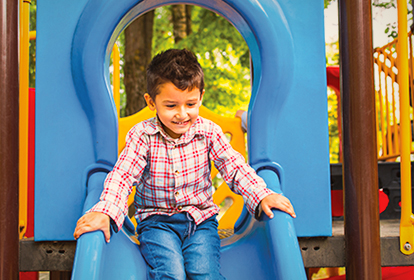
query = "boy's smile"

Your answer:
(144, 82), (204, 139)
